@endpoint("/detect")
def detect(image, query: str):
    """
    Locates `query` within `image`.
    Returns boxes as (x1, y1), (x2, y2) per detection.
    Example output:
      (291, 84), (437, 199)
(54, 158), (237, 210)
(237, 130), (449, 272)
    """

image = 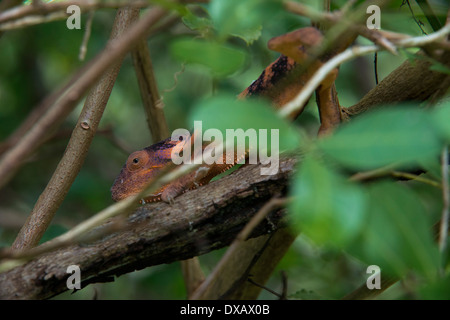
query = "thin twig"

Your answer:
(279, 45), (378, 118)
(160, 63), (185, 98)
(235, 197), (292, 242)
(79, 10), (95, 61)
(391, 171), (441, 188)
(415, 0), (442, 32)
(349, 165), (396, 182)
(246, 278), (283, 299)
(402, 0), (427, 35)
(284, 1), (338, 25)
(0, 11), (68, 30)
(349, 165), (441, 188)
(374, 52), (379, 85)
